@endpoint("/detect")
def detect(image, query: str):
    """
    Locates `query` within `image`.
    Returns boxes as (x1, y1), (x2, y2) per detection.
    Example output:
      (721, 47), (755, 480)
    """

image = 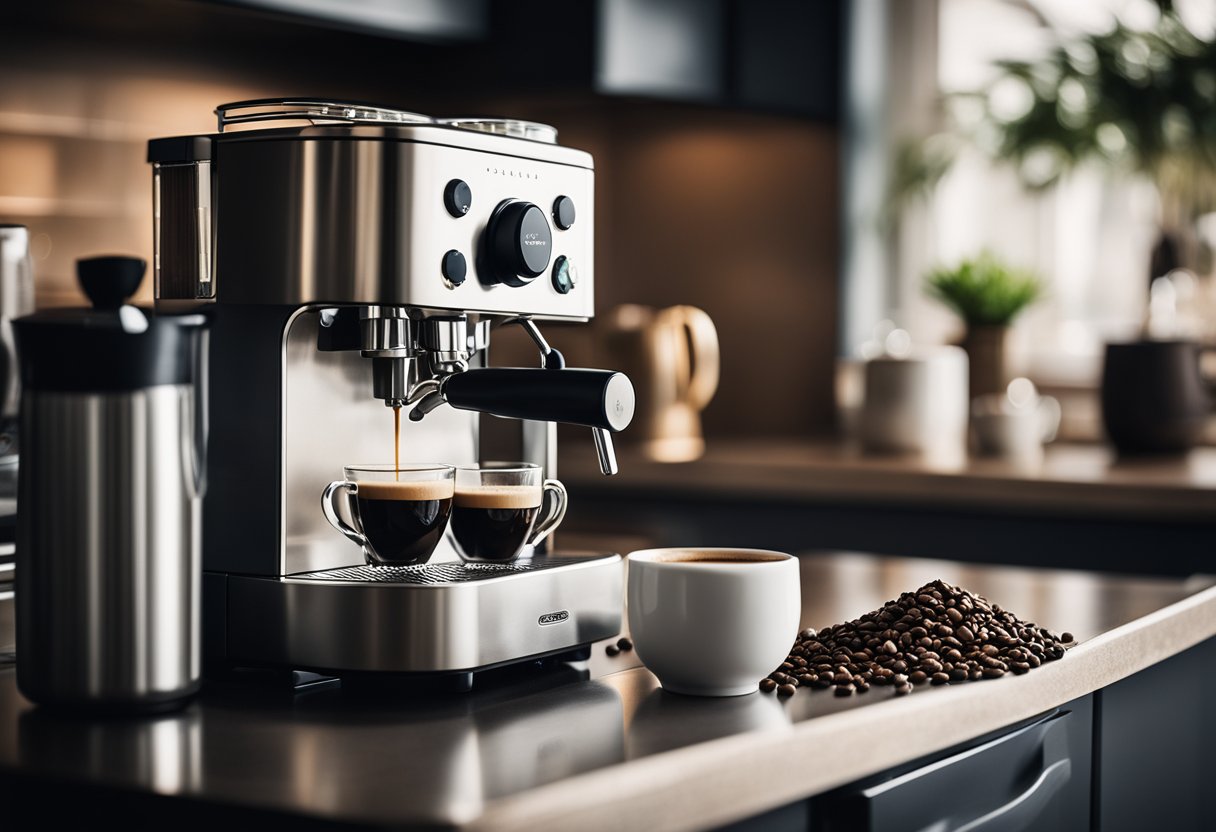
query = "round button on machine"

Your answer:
(442, 250), (467, 286)
(551, 256), (576, 294)
(444, 179), (473, 217)
(482, 200), (552, 287)
(553, 195), (576, 230)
